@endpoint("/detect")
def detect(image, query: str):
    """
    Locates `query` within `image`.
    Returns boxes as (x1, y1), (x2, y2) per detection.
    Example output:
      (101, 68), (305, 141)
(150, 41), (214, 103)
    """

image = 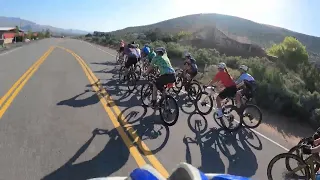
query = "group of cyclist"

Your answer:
(118, 40), (256, 115)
